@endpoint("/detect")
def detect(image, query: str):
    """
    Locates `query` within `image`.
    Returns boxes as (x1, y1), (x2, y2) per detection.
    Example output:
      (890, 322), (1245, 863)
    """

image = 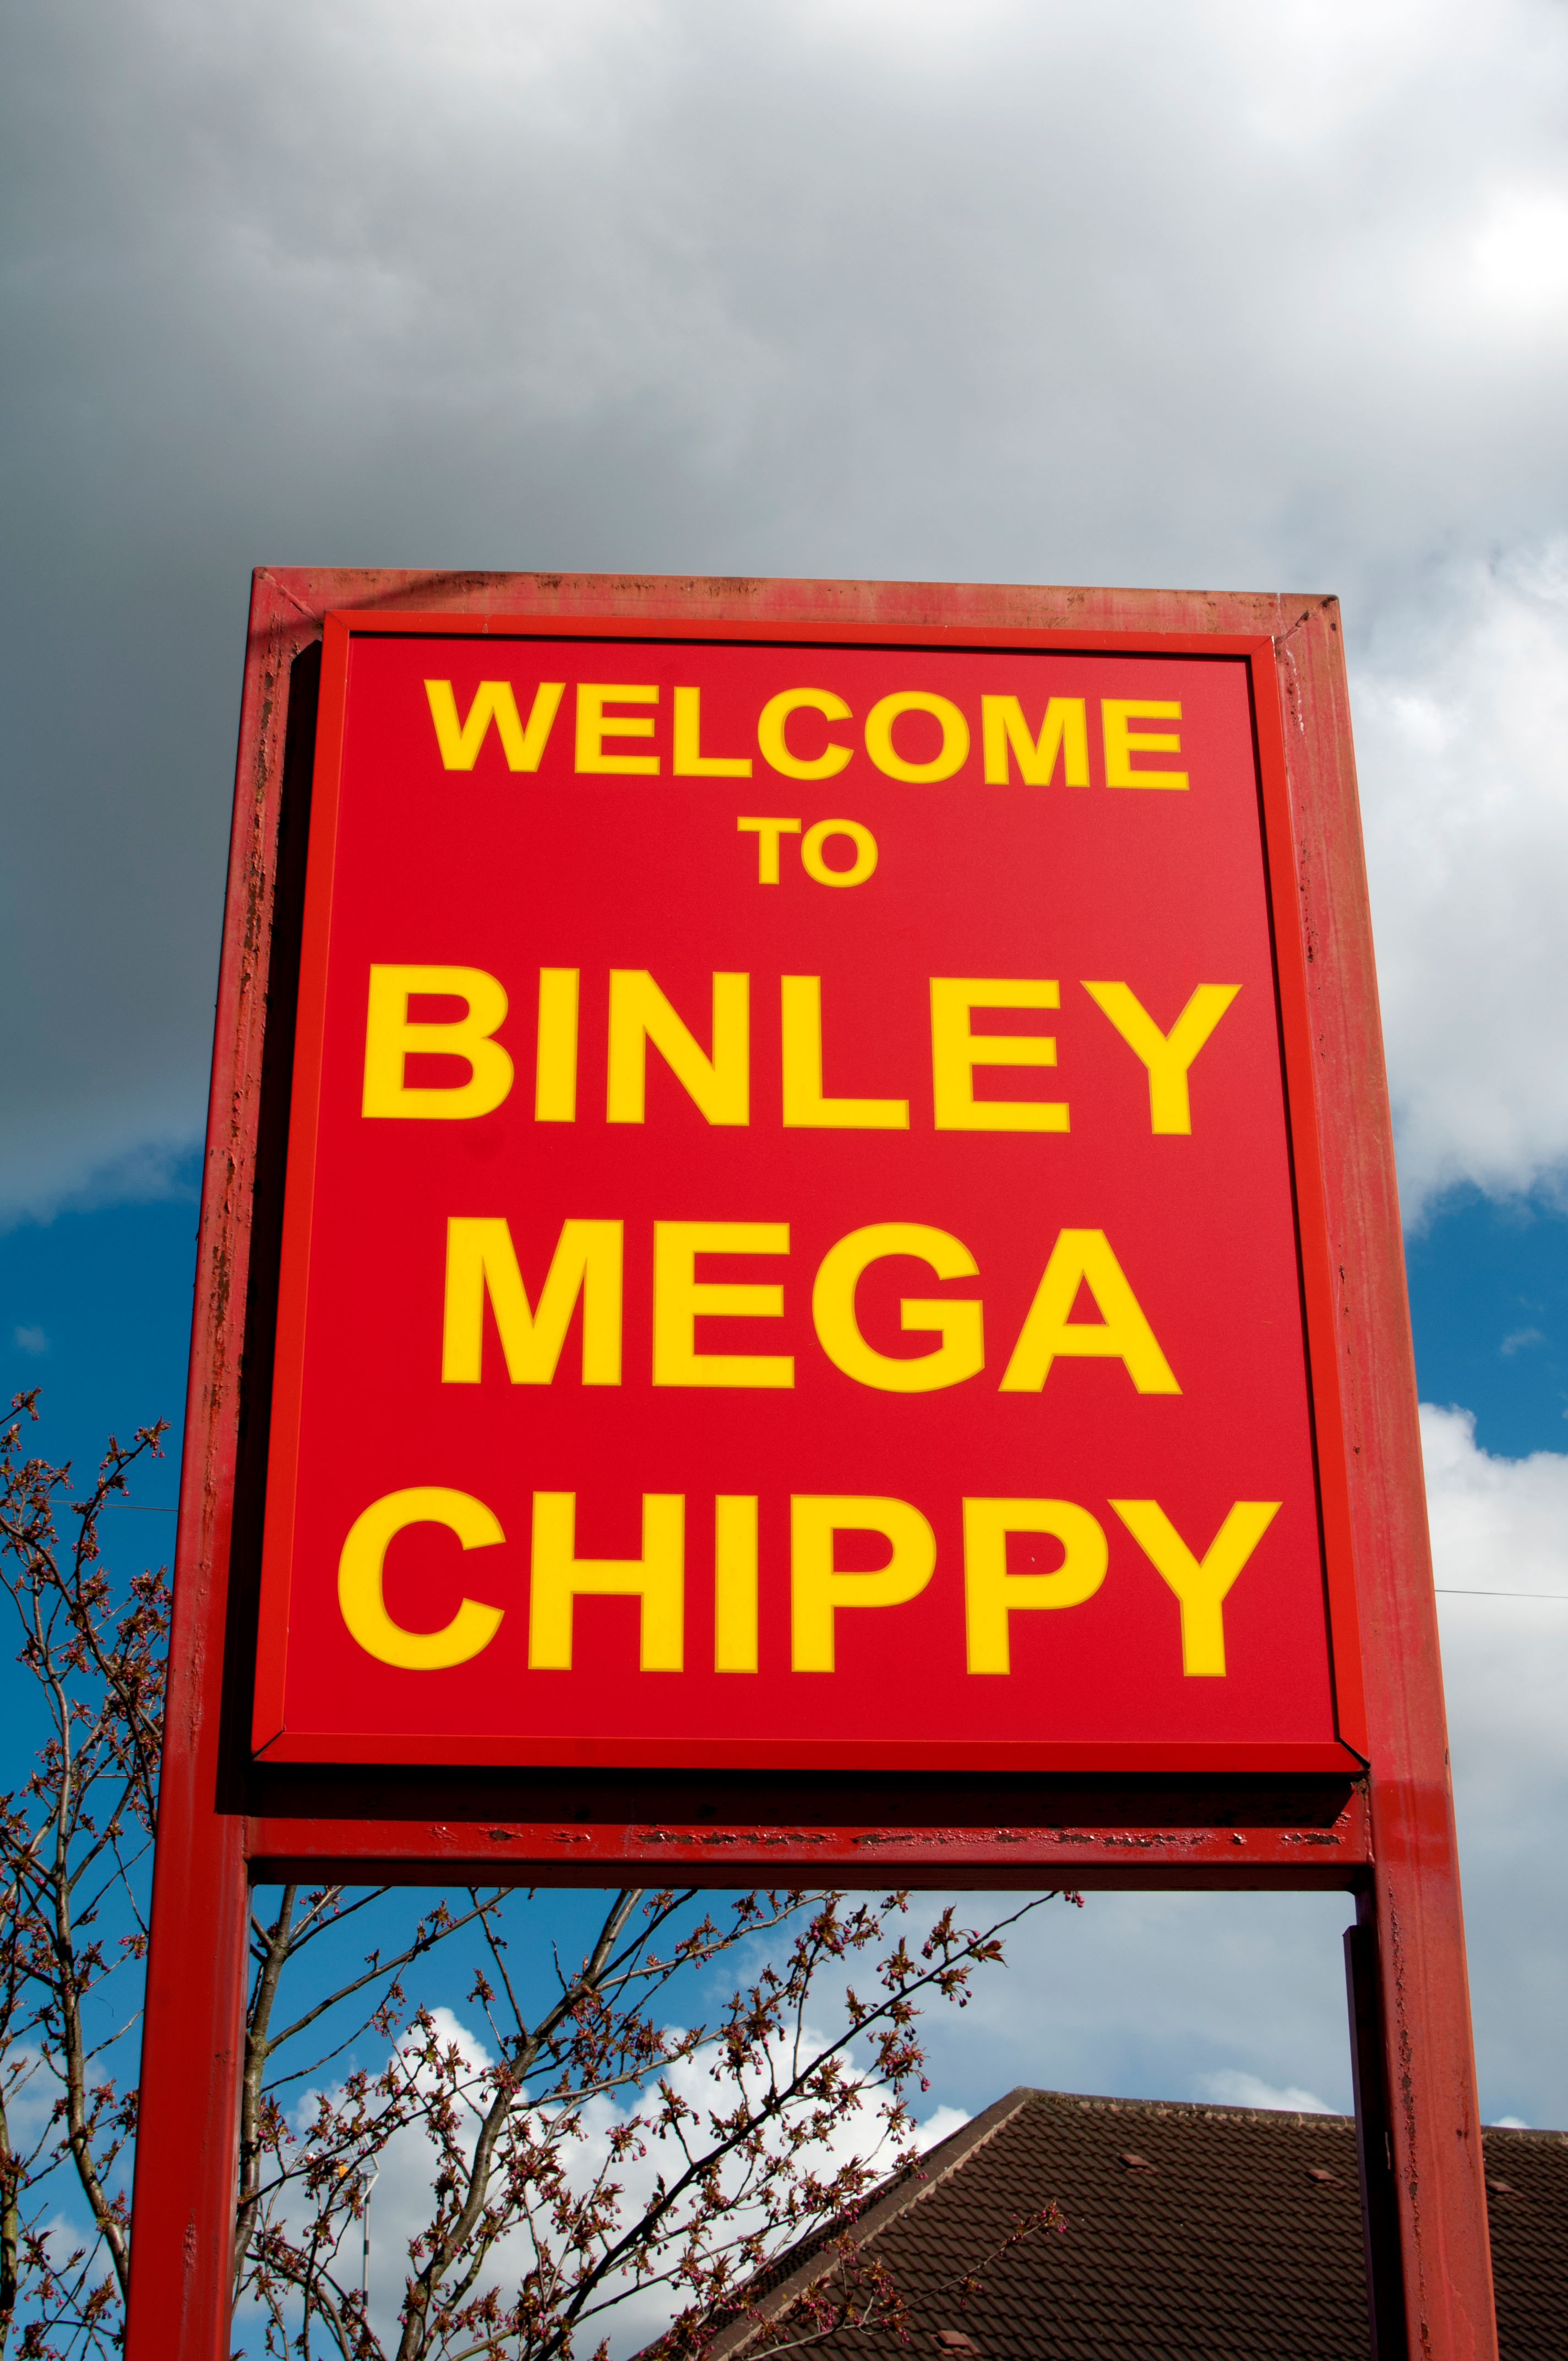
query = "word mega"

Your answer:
(254, 625), (1363, 1772)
